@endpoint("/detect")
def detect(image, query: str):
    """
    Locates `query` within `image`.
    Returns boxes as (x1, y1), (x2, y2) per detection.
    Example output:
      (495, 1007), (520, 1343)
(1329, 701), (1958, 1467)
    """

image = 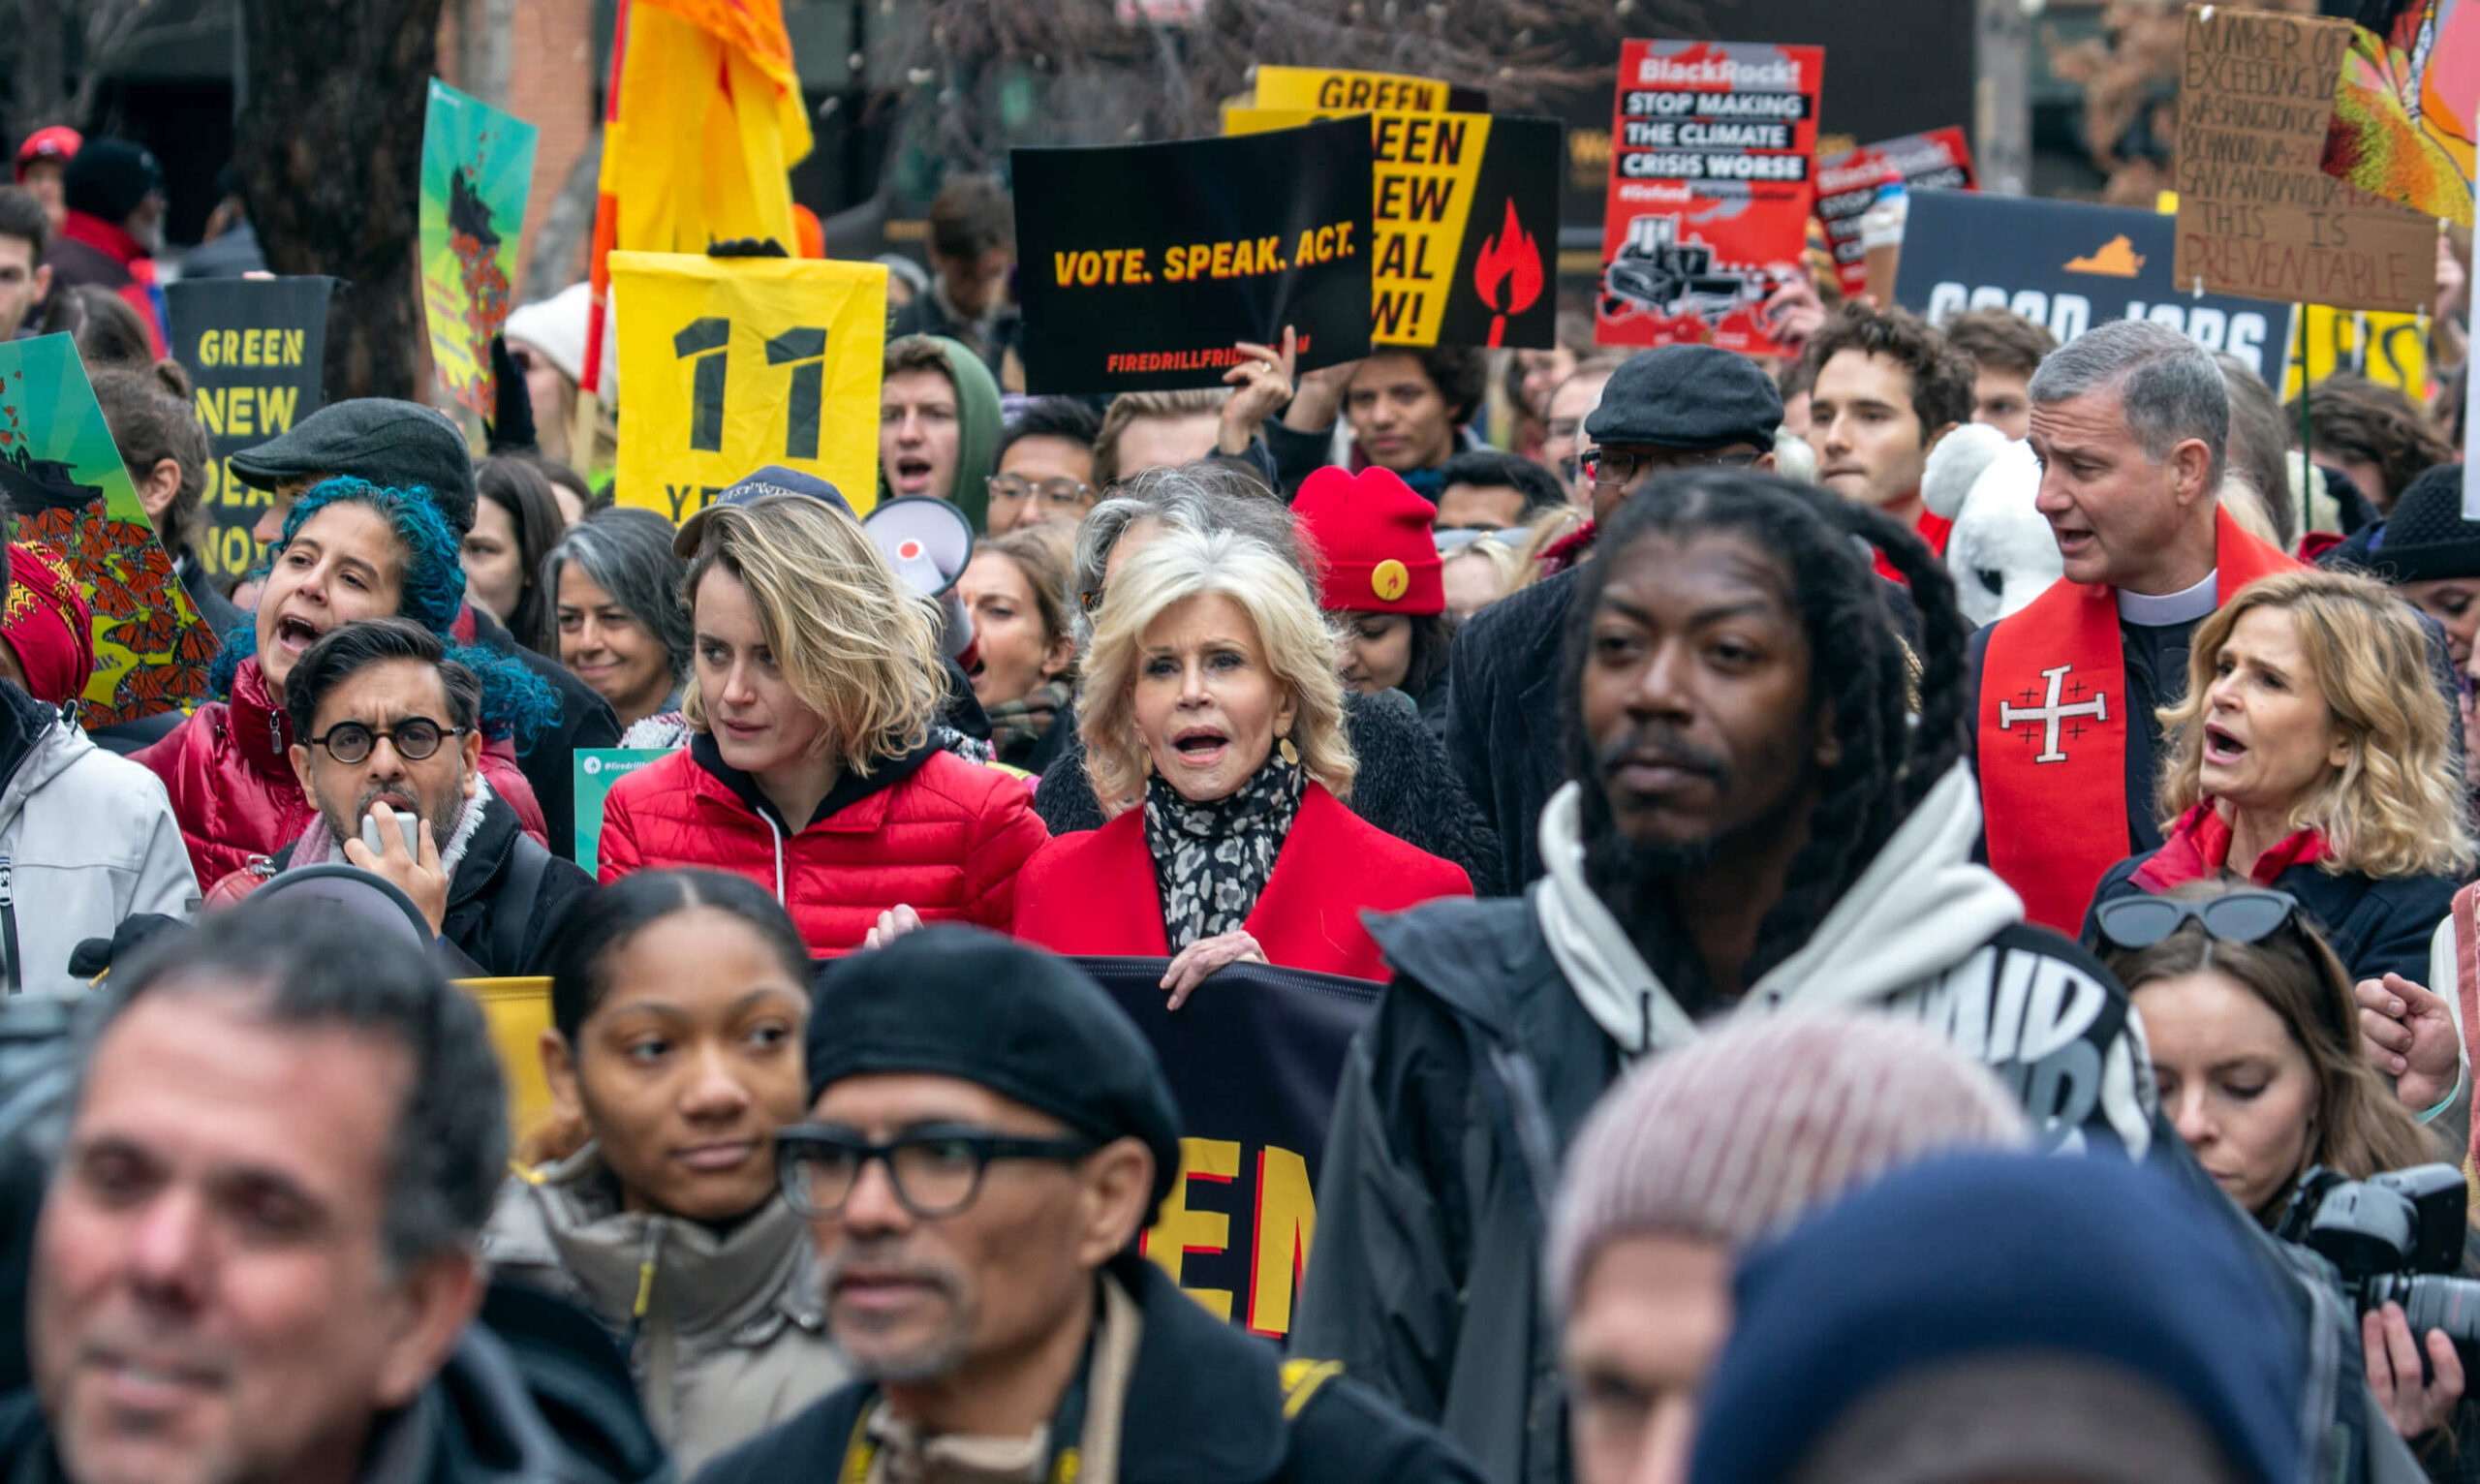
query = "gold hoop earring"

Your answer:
(1279, 737), (1300, 766)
